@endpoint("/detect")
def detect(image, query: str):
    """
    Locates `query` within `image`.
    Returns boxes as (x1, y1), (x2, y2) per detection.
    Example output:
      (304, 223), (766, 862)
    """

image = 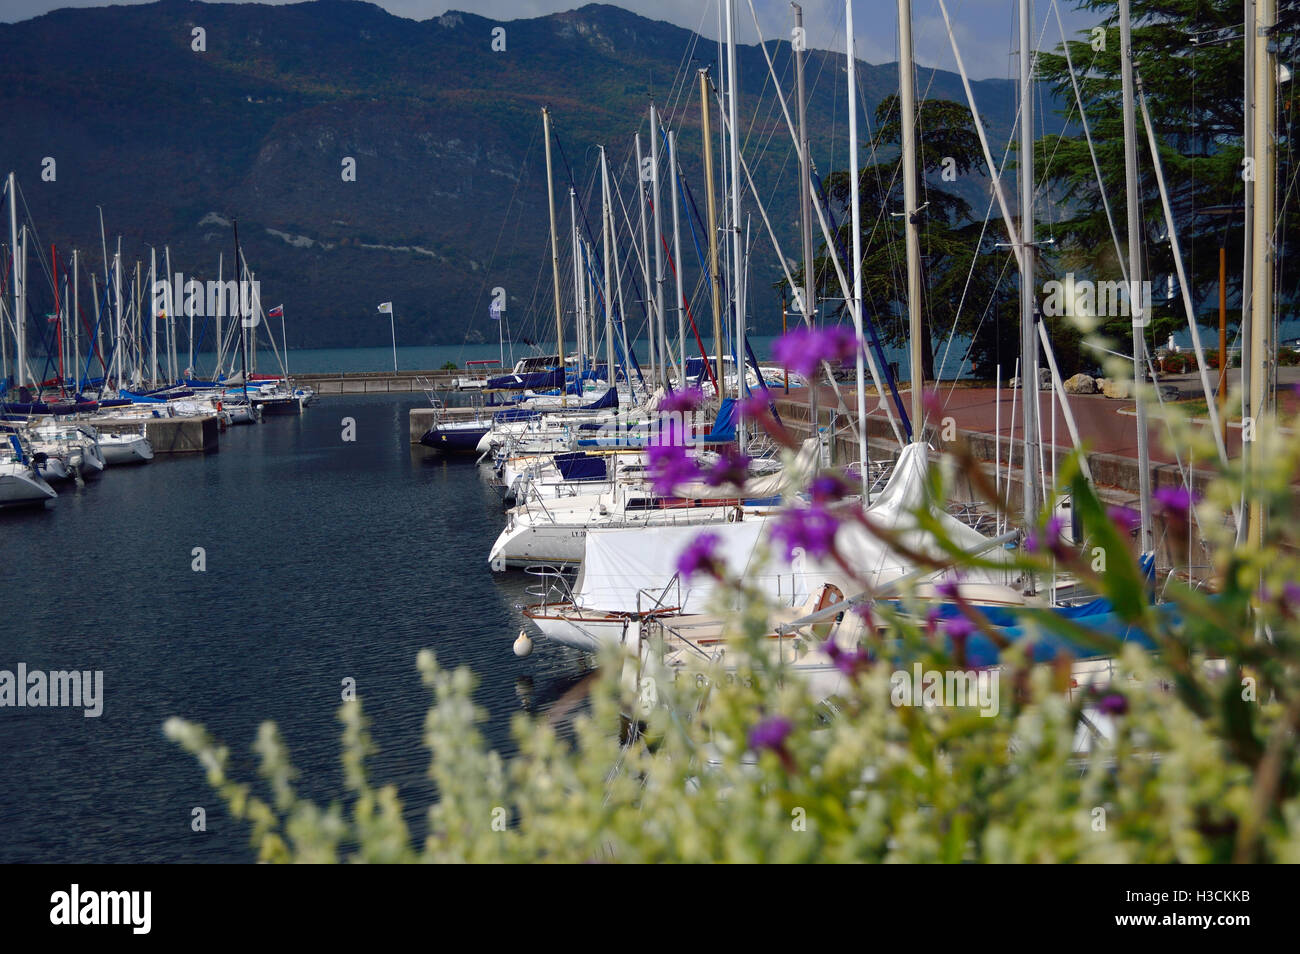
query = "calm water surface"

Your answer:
(0, 393), (591, 862)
